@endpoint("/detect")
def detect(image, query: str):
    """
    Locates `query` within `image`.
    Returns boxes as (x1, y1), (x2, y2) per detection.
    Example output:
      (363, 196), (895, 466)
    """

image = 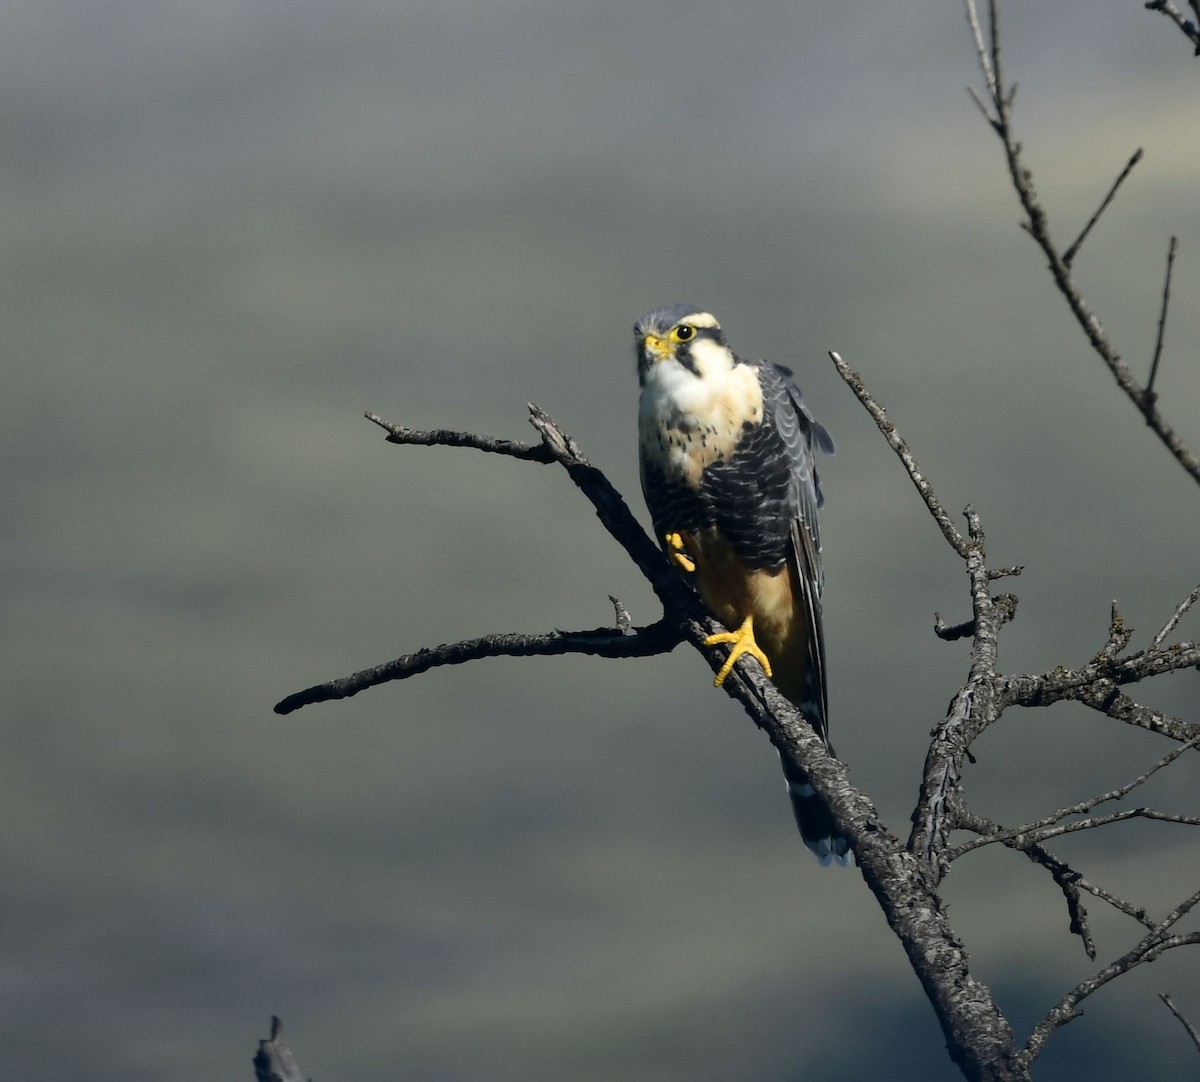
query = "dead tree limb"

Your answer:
(1024, 891), (1200, 1064)
(966, 0), (1200, 486)
(1160, 993), (1200, 1055)
(278, 354), (1197, 1081)
(253, 1017), (306, 1082)
(273, 10), (1199, 1076)
(1144, 0), (1200, 55)
(279, 397), (1036, 1081)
